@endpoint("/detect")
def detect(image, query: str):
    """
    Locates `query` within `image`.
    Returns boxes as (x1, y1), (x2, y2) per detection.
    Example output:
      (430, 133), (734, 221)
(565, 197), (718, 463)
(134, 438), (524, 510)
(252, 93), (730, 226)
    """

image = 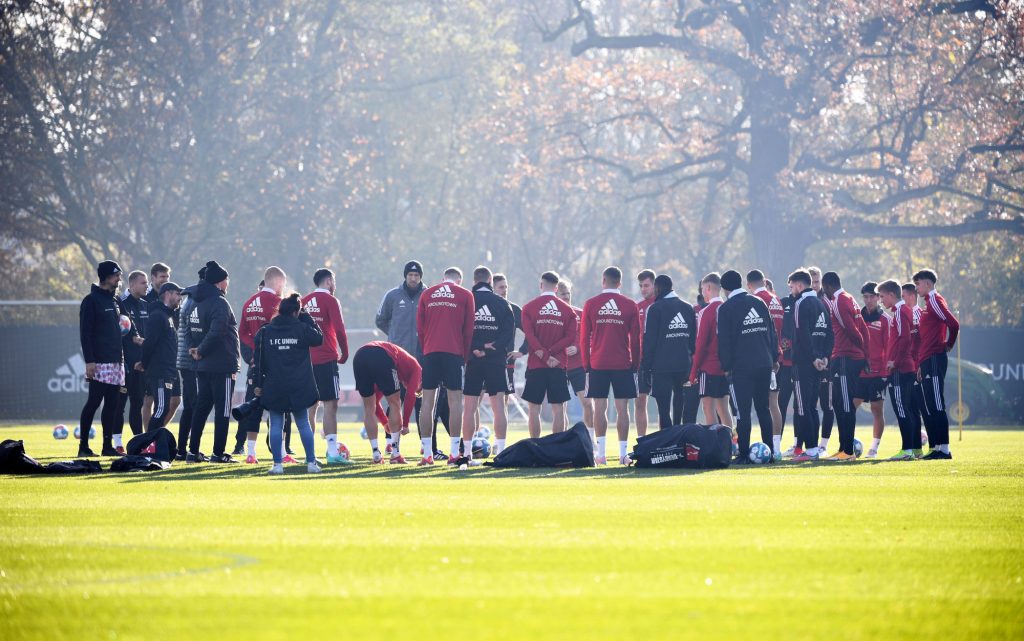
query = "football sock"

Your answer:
(112, 434), (123, 448)
(369, 439), (378, 455)
(326, 433), (338, 457)
(246, 439), (257, 457)
(494, 438), (505, 455)
(772, 435), (781, 453)
(937, 444), (950, 454)
(618, 441), (628, 459)
(421, 438), (432, 459)
(450, 437), (461, 458)
(818, 437), (829, 451)
(391, 433), (401, 454)
(587, 427), (596, 445)
(870, 437), (881, 452)
(596, 436), (606, 458)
